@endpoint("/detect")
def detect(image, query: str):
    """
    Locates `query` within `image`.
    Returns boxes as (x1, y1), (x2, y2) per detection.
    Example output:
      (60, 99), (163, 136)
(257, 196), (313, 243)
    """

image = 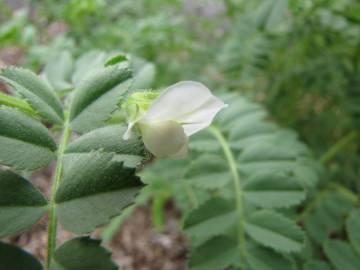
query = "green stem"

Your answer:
(320, 131), (358, 164)
(208, 126), (246, 262)
(0, 92), (37, 116)
(45, 114), (71, 269)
